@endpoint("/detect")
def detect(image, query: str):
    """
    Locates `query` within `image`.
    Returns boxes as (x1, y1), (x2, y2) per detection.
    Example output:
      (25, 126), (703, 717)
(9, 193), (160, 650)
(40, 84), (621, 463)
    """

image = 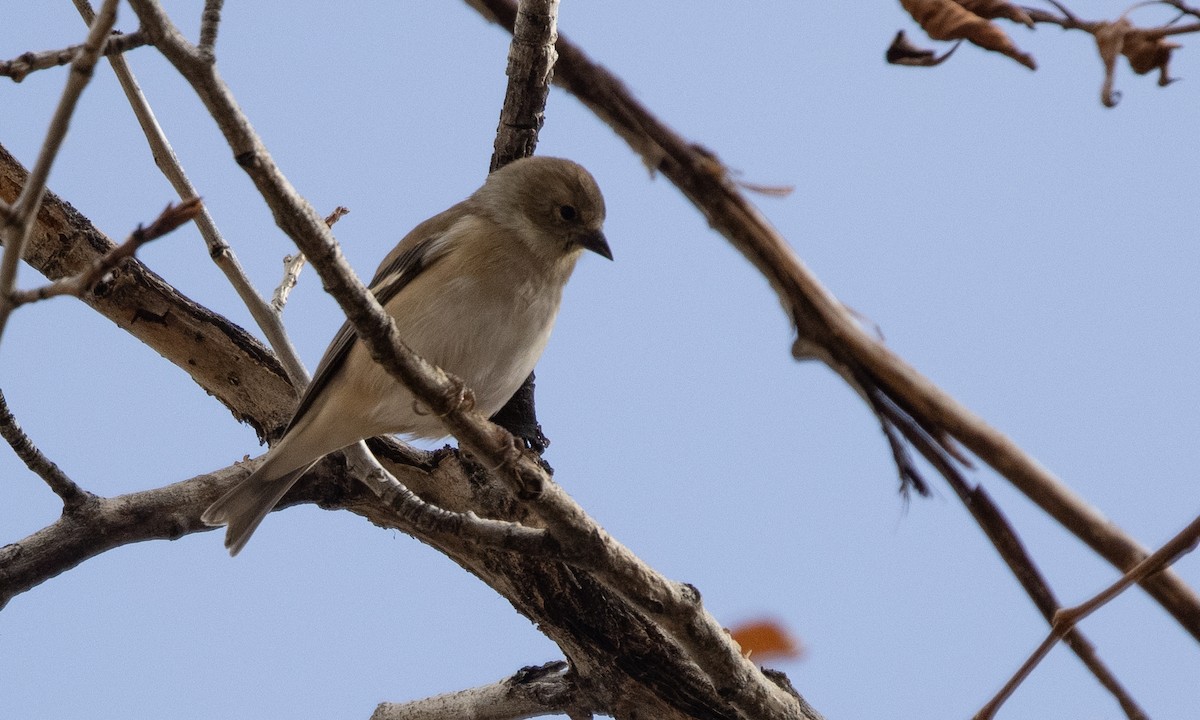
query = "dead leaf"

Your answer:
(1122, 29), (1180, 85)
(886, 29), (963, 67)
(1094, 18), (1128, 107)
(899, 0), (1037, 70)
(1092, 16), (1182, 107)
(728, 619), (805, 662)
(955, 0), (1035, 28)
